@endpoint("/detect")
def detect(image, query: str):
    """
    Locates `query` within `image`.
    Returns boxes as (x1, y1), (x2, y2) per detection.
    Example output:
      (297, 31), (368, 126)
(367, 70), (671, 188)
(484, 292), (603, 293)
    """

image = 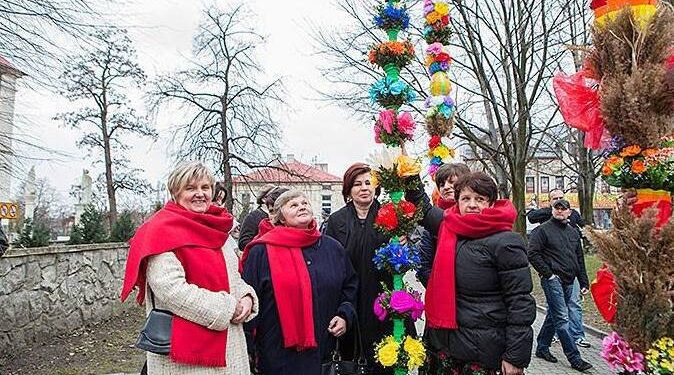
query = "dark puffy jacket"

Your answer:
(527, 218), (589, 289)
(407, 187), (536, 369)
